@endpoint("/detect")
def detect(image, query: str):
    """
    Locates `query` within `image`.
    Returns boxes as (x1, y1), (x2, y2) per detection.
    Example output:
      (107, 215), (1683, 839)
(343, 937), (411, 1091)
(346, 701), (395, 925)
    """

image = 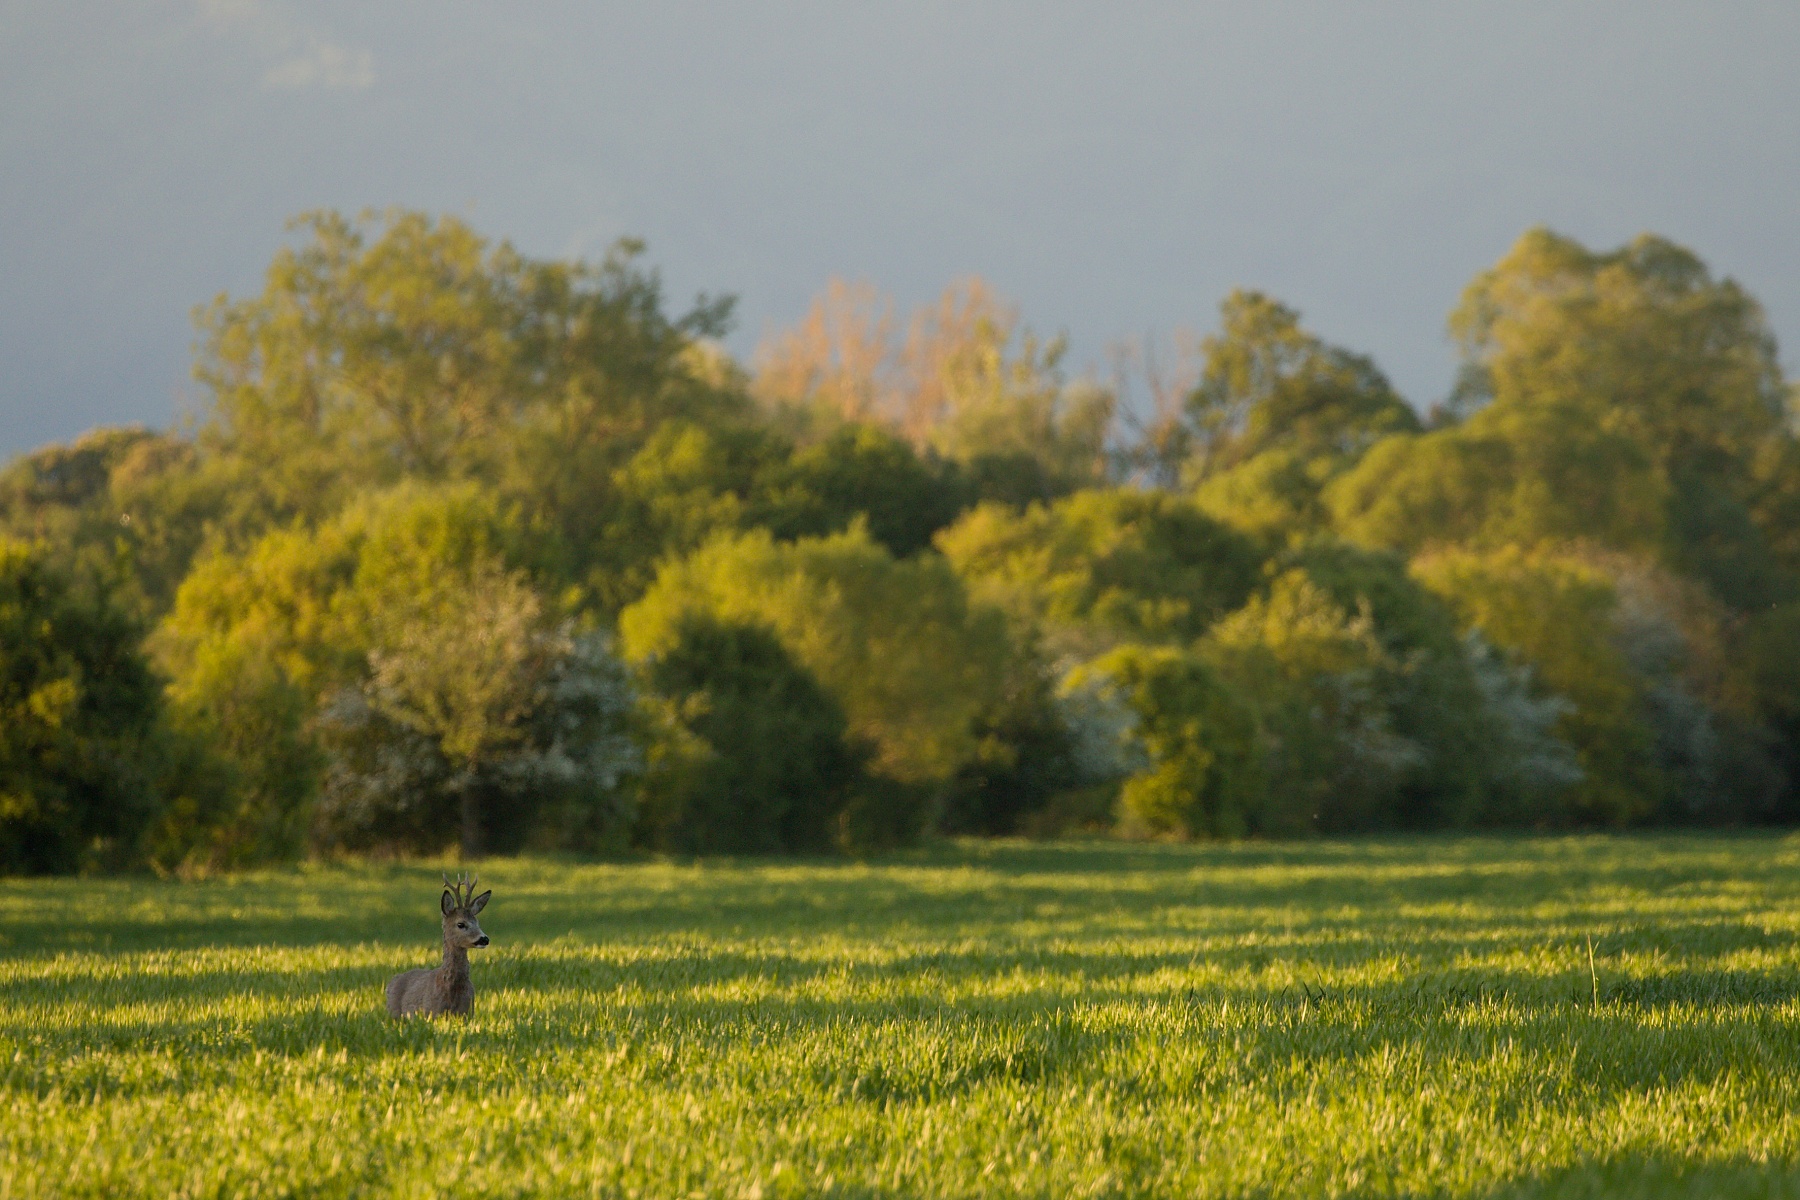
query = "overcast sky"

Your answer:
(3, 1), (1797, 458)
